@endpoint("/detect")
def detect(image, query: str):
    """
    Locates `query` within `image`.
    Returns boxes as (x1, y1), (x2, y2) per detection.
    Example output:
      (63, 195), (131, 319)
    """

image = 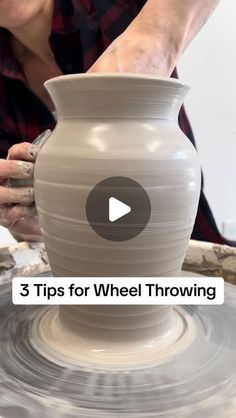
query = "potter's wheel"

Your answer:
(1, 279), (236, 417)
